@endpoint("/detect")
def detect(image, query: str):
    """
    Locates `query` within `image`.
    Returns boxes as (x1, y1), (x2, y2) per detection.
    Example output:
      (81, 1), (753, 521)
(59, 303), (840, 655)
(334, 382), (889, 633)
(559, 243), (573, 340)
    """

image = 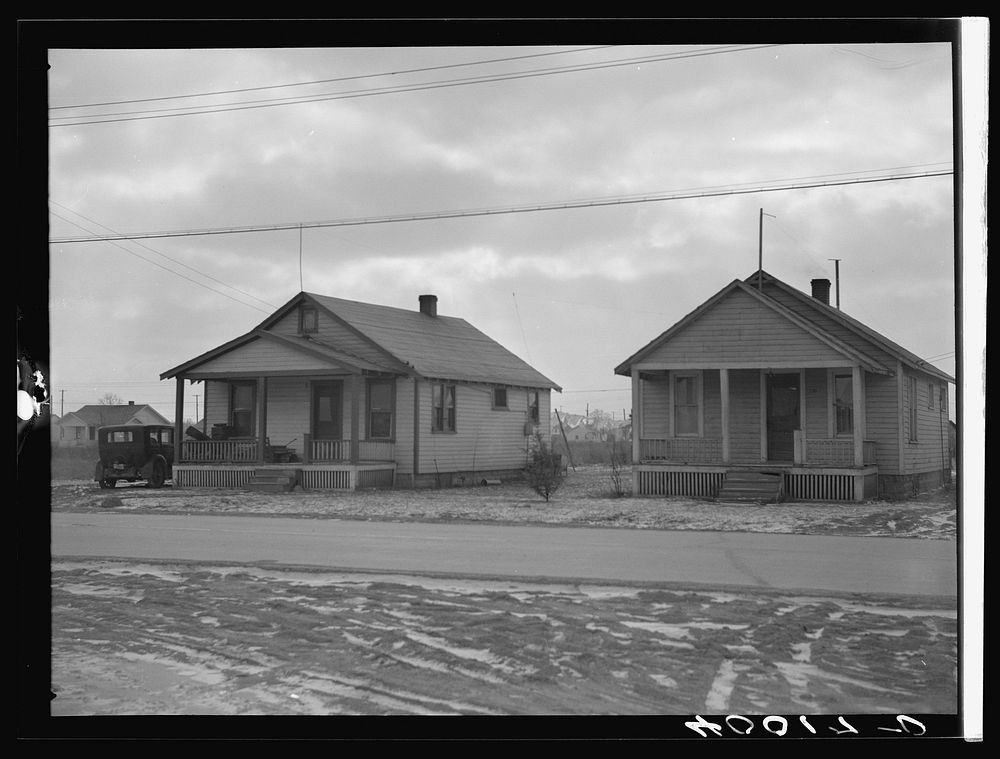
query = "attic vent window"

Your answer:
(300, 306), (318, 334)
